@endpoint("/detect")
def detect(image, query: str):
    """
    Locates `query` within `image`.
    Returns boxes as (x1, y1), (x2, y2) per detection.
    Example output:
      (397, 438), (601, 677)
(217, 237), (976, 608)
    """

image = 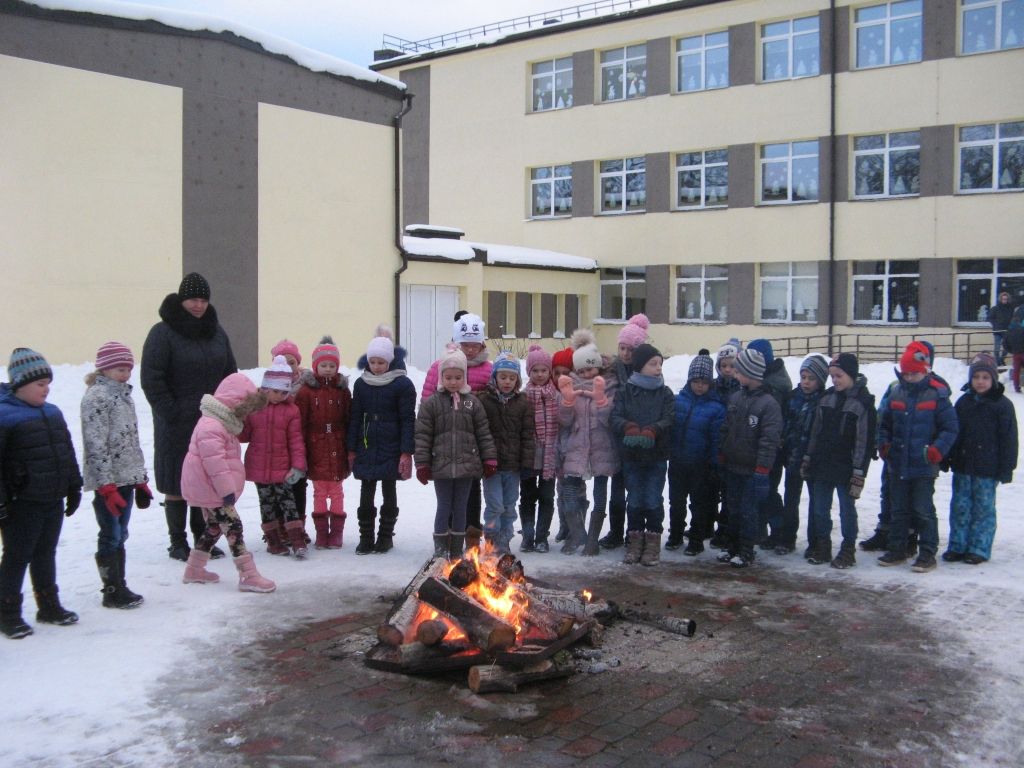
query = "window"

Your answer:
(530, 165), (573, 218)
(761, 141), (819, 203)
(854, 1), (922, 68)
(762, 16), (820, 81)
(961, 0), (1023, 54)
(853, 130), (921, 197)
(676, 31), (729, 92)
(600, 157), (646, 213)
(955, 258), (1024, 324)
(601, 45), (647, 102)
(958, 121), (1024, 192)
(852, 260), (920, 323)
(675, 265), (729, 322)
(759, 262), (819, 323)
(676, 149), (728, 208)
(600, 267), (646, 320)
(531, 57), (574, 112)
